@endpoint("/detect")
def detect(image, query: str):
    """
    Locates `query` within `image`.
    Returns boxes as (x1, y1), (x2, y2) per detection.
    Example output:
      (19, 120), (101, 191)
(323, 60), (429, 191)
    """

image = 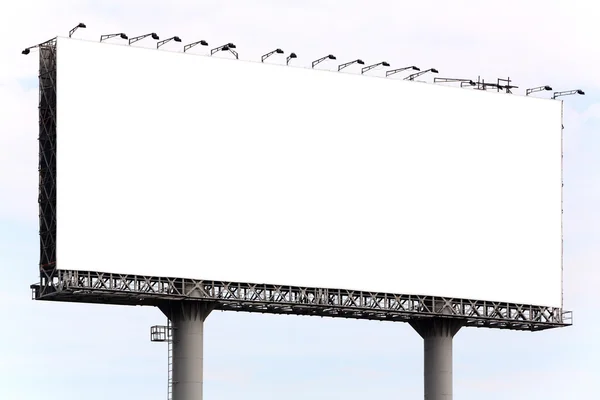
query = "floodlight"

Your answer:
(337, 59), (365, 71)
(261, 48), (284, 63)
(525, 86), (552, 96)
(100, 33), (128, 42)
(129, 33), (160, 46)
(21, 38), (55, 55)
(211, 43), (238, 59)
(157, 36), (182, 49)
(312, 54), (336, 69)
(404, 68), (438, 81)
(385, 66), (419, 77)
(69, 22), (86, 38)
(434, 77), (475, 86)
(183, 40), (208, 52)
(361, 61), (390, 74)
(552, 89), (585, 99)
(286, 52), (297, 65)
